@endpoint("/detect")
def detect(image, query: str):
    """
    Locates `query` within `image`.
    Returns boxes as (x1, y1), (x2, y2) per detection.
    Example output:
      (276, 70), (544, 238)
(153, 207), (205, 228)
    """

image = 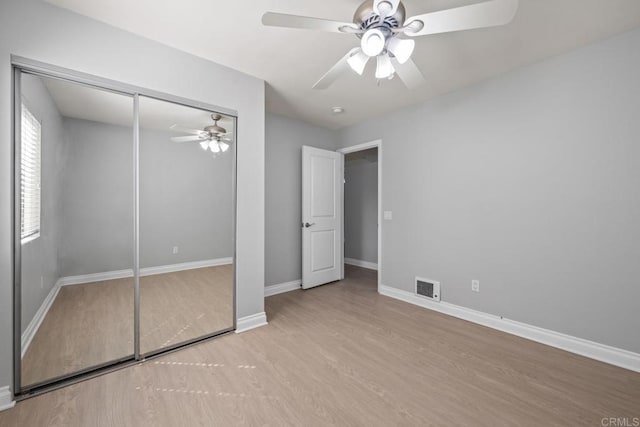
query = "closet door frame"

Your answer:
(12, 56), (238, 399)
